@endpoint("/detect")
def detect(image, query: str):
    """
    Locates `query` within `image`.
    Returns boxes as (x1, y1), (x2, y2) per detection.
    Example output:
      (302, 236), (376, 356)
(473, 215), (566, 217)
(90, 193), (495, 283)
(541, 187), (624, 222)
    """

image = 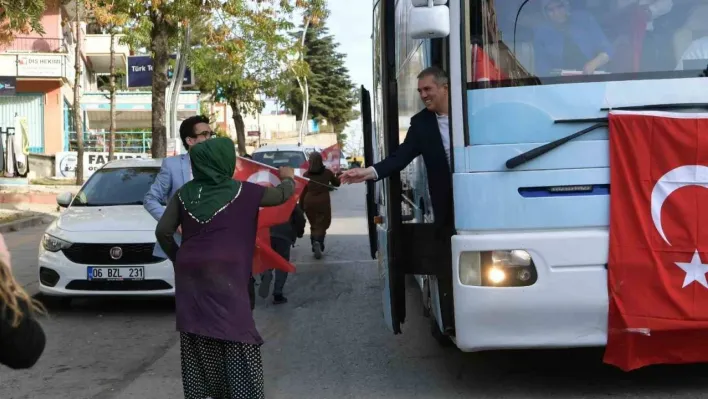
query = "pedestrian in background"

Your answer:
(155, 137), (295, 399)
(258, 204), (306, 304)
(301, 151), (341, 259)
(0, 233), (46, 370)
